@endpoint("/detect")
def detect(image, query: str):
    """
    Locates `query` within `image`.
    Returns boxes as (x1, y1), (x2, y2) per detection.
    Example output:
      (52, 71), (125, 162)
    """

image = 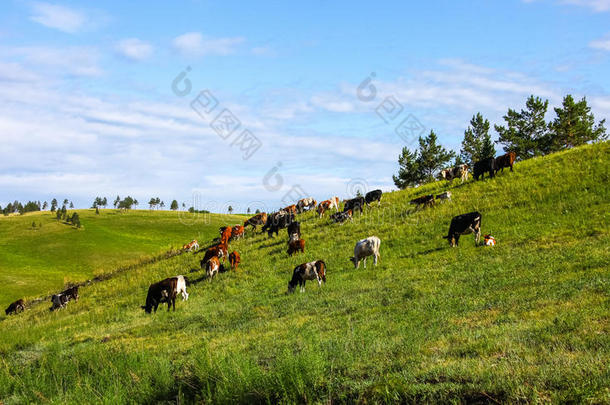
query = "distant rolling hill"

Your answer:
(0, 142), (608, 403)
